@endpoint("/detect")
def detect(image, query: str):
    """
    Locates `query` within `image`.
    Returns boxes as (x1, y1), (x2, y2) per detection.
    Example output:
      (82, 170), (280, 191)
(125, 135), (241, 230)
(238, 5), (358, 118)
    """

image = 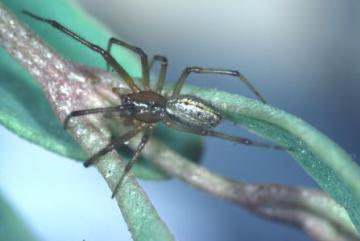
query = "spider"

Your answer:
(24, 11), (285, 198)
